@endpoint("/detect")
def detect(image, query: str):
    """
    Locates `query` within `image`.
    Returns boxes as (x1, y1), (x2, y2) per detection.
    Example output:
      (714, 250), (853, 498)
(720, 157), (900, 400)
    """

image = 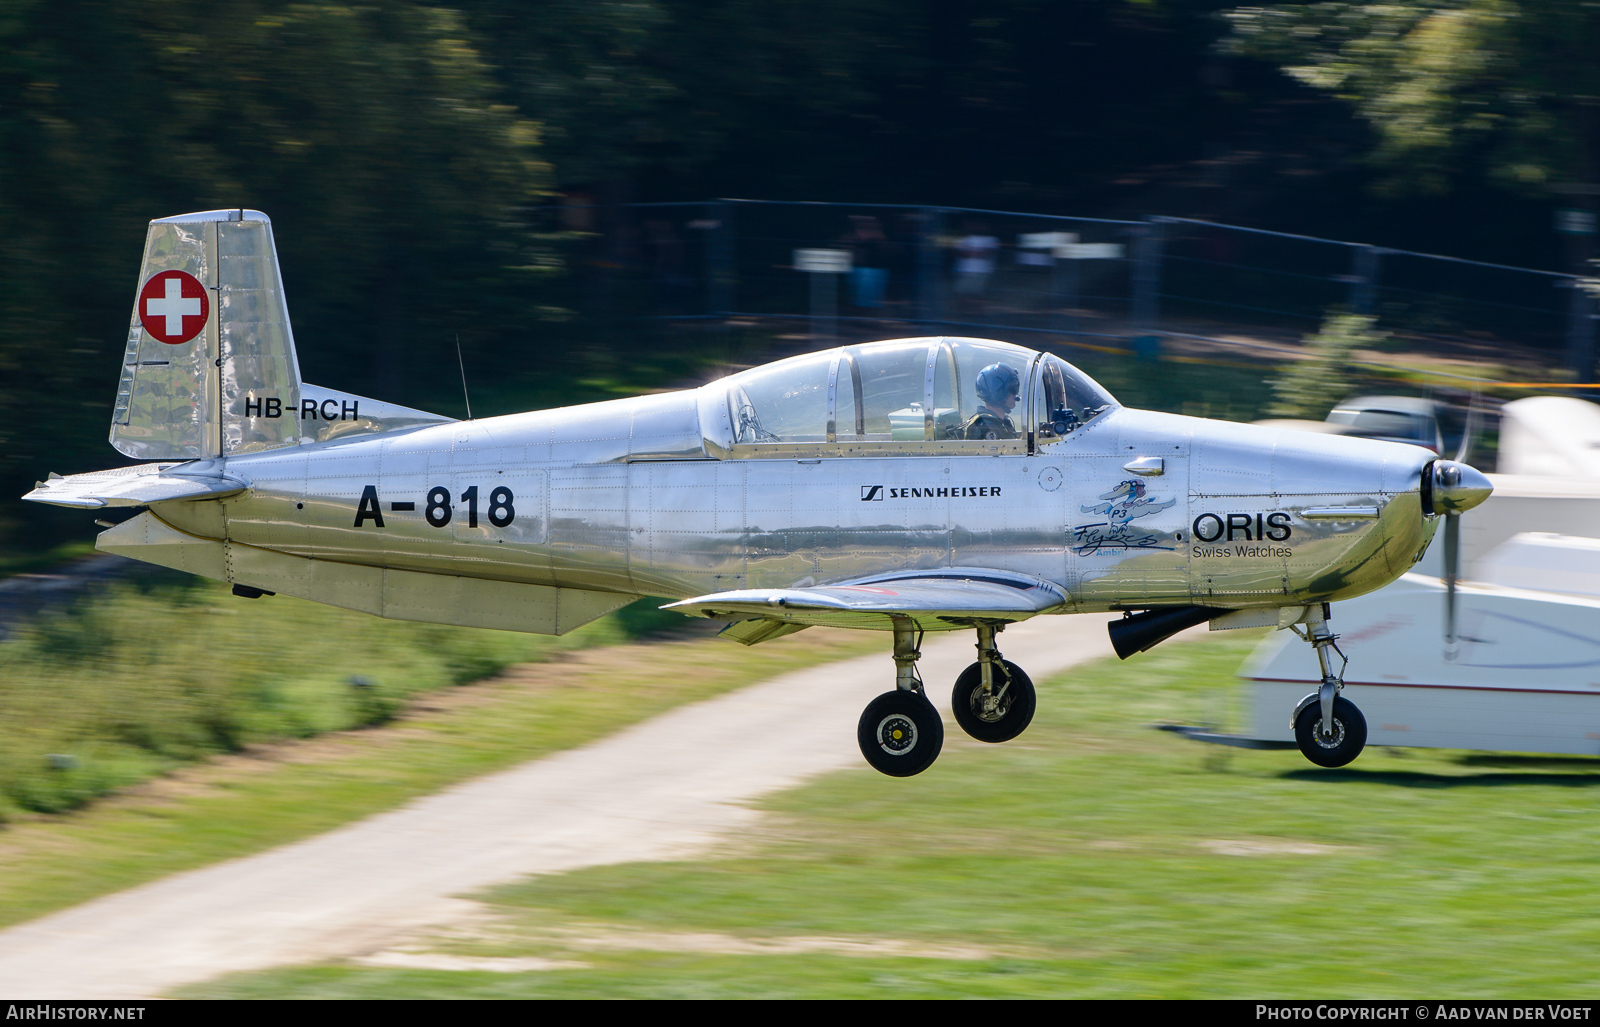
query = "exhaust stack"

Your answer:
(1109, 606), (1219, 660)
